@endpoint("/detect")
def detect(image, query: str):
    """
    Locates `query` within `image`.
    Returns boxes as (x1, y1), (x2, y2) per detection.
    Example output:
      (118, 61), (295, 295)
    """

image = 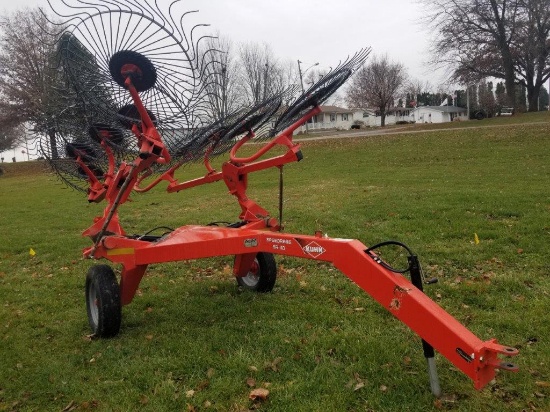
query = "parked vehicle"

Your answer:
(471, 110), (486, 120)
(499, 107), (514, 116)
